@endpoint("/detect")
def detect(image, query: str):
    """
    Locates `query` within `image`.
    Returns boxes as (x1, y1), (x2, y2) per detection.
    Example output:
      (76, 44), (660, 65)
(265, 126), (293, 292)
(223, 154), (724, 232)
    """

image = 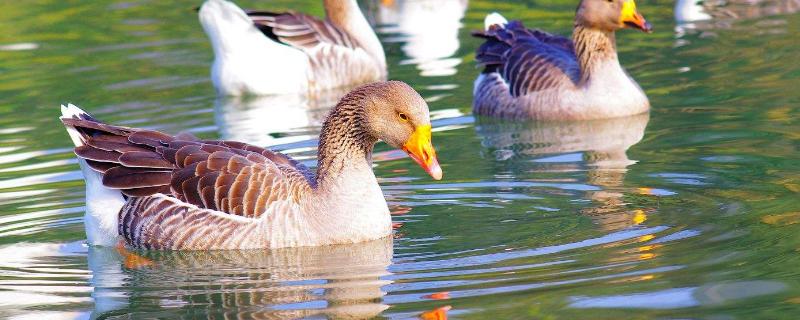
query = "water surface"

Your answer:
(1, 0), (799, 318)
